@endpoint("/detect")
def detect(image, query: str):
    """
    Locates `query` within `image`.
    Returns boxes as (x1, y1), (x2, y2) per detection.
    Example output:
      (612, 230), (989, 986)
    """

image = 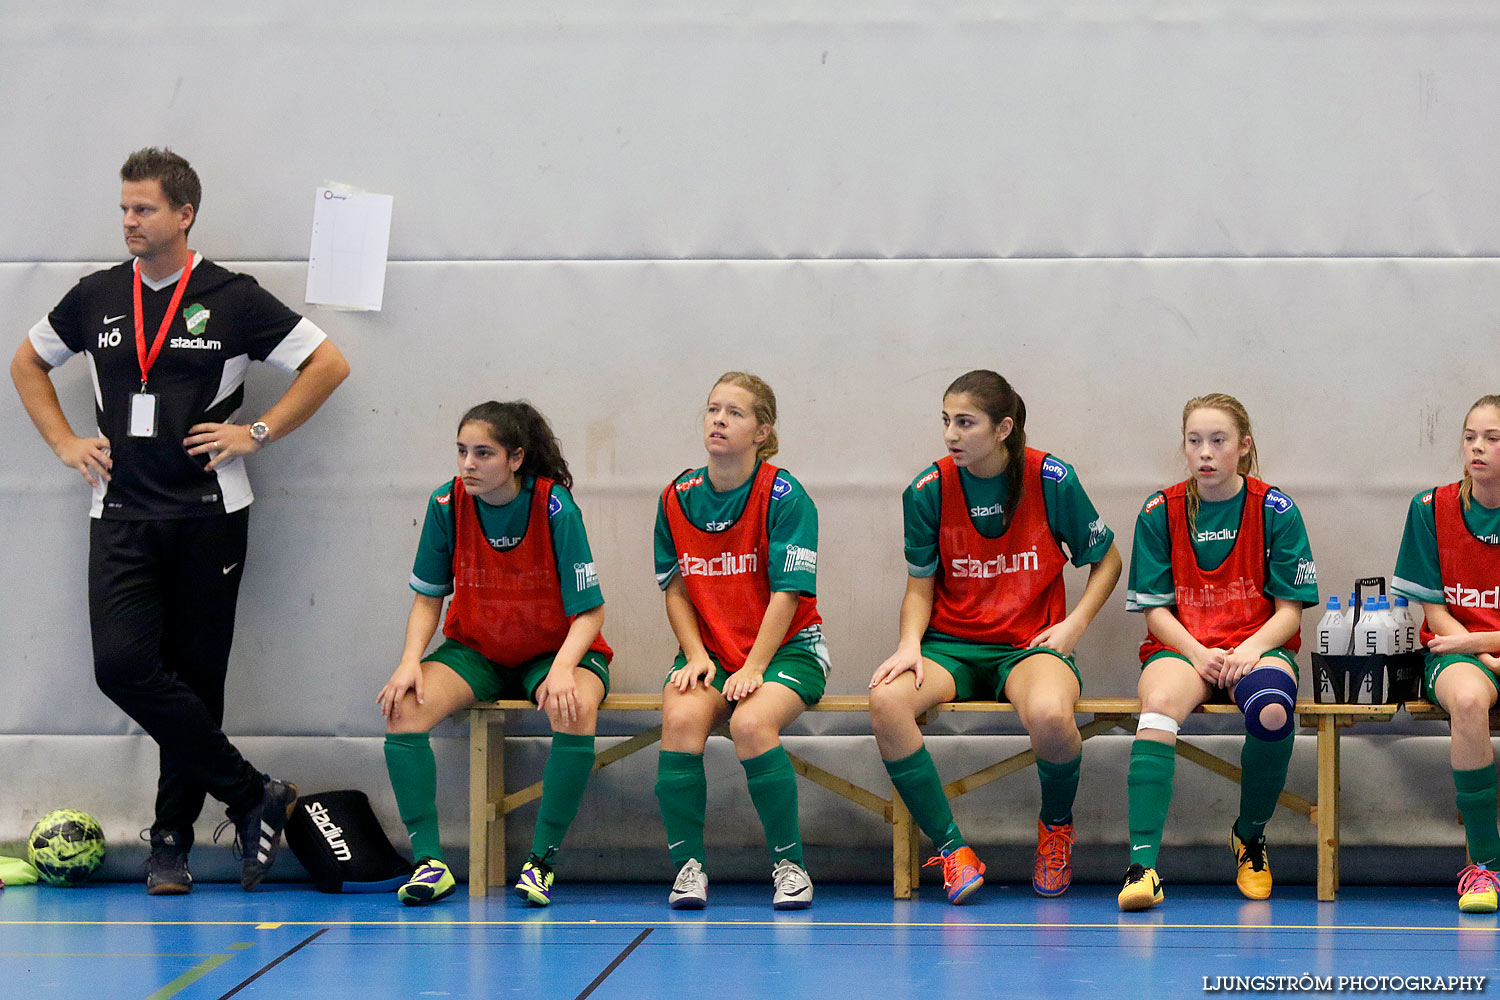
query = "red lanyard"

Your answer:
(133, 254), (194, 390)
